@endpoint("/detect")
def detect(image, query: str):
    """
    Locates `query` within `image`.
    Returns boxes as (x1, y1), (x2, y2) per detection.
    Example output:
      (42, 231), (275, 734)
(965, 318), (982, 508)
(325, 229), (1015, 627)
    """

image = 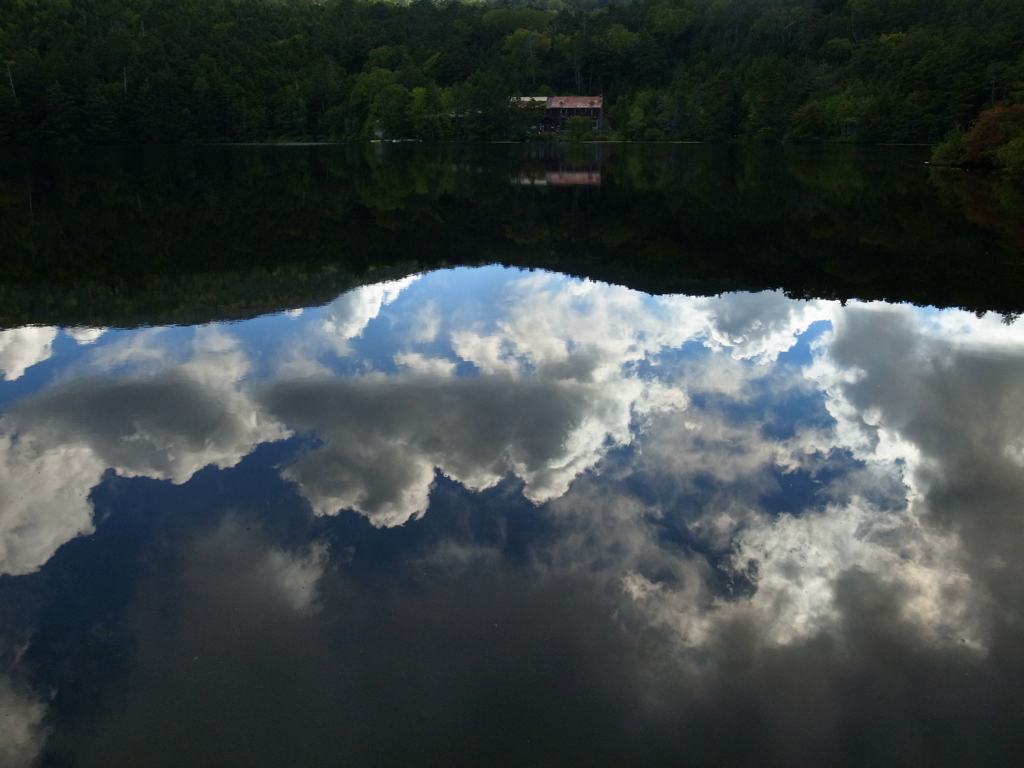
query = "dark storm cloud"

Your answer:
(10, 372), (283, 484)
(0, 368), (266, 577)
(64, 520), (659, 768)
(259, 375), (635, 526)
(51, 512), (1021, 768)
(829, 306), (1024, 615)
(0, 344), (284, 574)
